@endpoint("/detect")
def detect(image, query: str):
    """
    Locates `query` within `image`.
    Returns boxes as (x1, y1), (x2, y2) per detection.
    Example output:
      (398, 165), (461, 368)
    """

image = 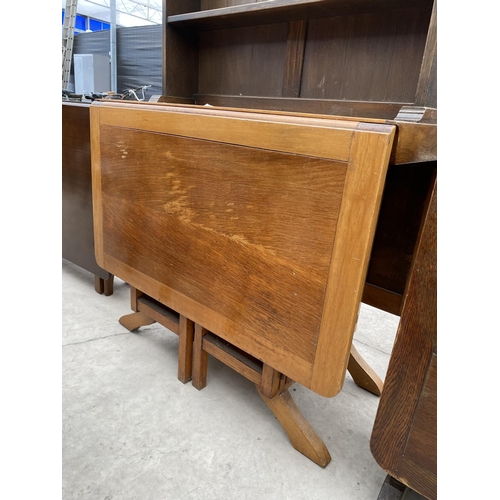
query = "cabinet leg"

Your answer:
(348, 344), (384, 396)
(119, 311), (156, 332)
(377, 475), (407, 500)
(257, 386), (331, 468)
(94, 275), (114, 296)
